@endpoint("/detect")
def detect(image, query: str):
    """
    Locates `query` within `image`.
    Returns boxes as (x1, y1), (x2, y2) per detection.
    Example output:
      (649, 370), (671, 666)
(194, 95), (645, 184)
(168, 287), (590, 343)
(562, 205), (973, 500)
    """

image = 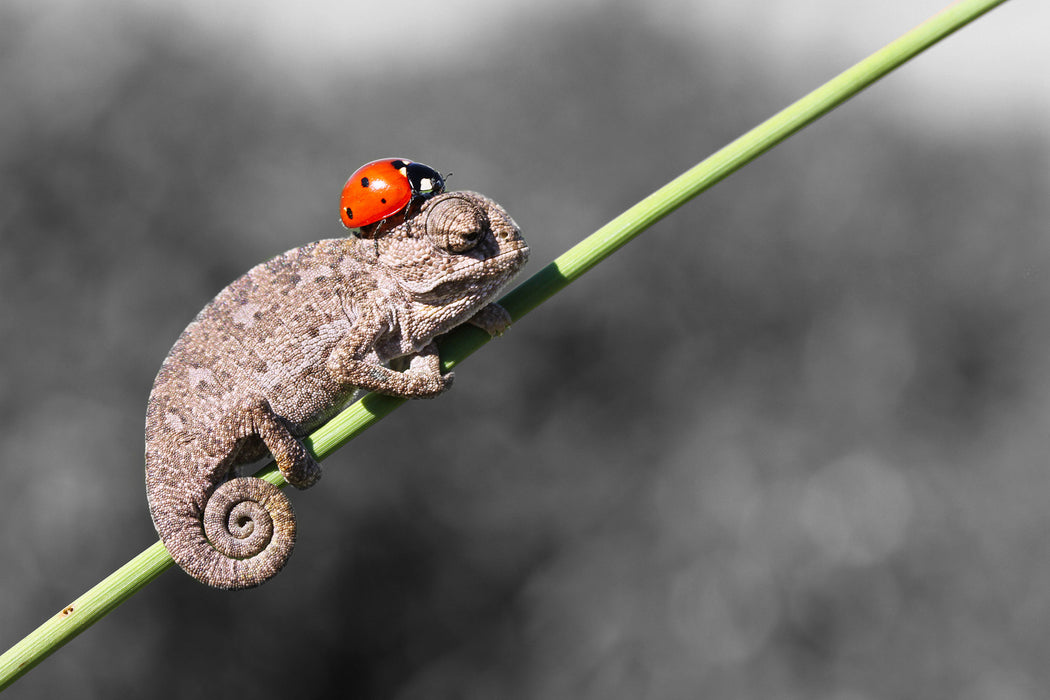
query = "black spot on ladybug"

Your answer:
(344, 207), (353, 220)
(380, 198), (387, 204)
(360, 177), (369, 188)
